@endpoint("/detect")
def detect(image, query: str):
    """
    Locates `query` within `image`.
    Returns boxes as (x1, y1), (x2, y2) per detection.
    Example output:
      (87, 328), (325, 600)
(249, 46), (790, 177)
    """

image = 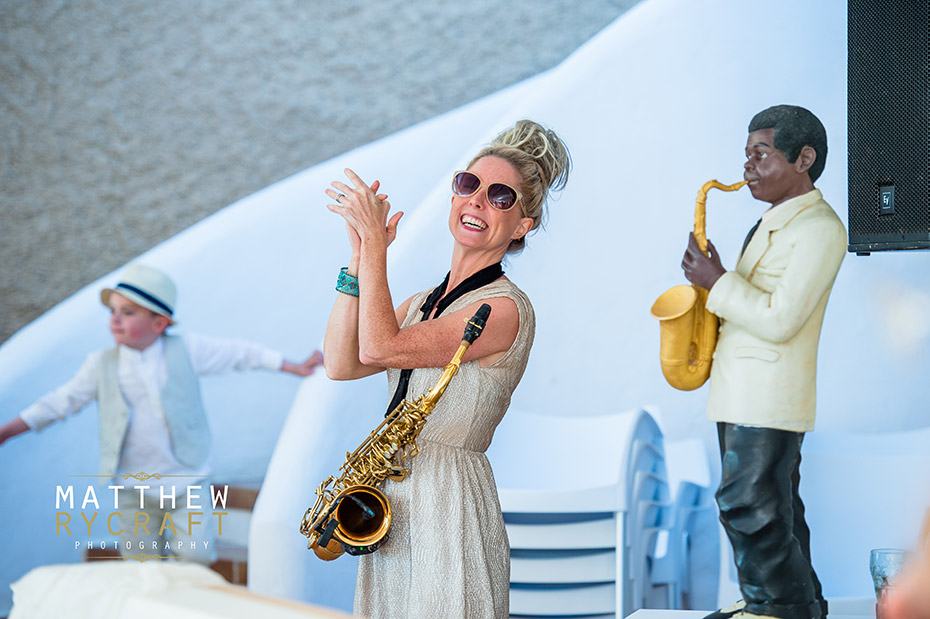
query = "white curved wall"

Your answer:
(1, 0), (928, 614)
